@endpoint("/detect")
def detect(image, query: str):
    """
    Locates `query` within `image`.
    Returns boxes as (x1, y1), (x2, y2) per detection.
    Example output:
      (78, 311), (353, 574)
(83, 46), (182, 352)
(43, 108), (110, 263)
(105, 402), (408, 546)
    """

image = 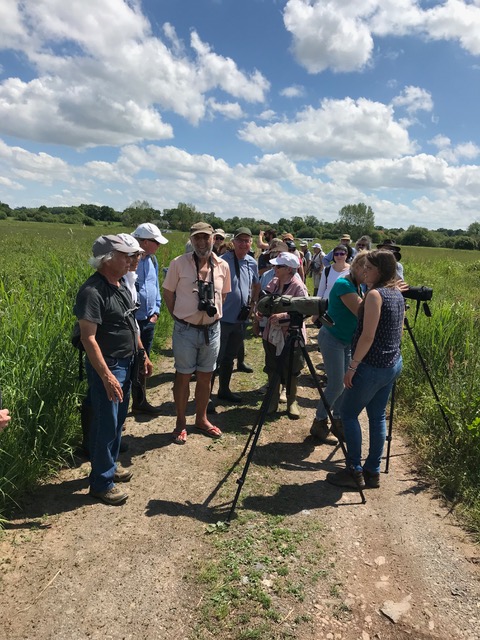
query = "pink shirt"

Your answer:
(163, 252), (231, 325)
